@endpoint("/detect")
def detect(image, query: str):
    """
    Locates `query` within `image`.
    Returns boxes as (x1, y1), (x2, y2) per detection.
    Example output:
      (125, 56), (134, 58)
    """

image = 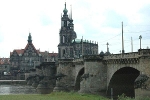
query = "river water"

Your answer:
(0, 85), (38, 95)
